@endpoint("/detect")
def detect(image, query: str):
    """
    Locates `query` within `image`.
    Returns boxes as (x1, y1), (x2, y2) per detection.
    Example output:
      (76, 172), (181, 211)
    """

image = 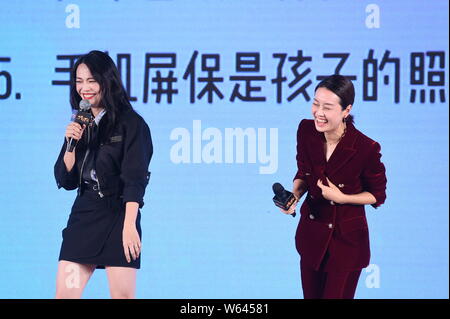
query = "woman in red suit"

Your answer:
(281, 74), (387, 299)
